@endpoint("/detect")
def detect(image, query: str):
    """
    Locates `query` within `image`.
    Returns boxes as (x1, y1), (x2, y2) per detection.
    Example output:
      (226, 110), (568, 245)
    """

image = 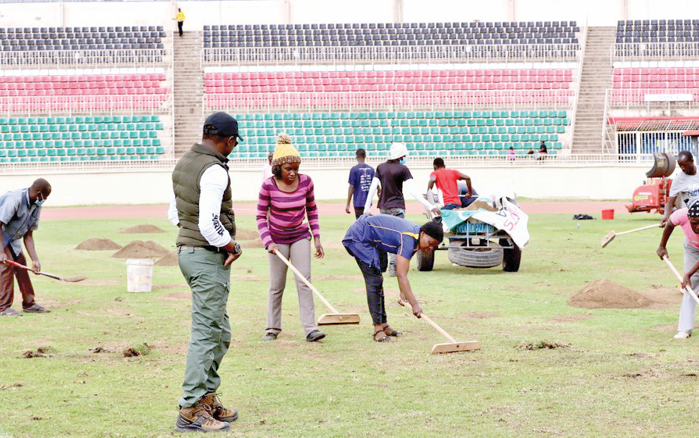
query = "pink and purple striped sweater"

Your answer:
(256, 174), (321, 248)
